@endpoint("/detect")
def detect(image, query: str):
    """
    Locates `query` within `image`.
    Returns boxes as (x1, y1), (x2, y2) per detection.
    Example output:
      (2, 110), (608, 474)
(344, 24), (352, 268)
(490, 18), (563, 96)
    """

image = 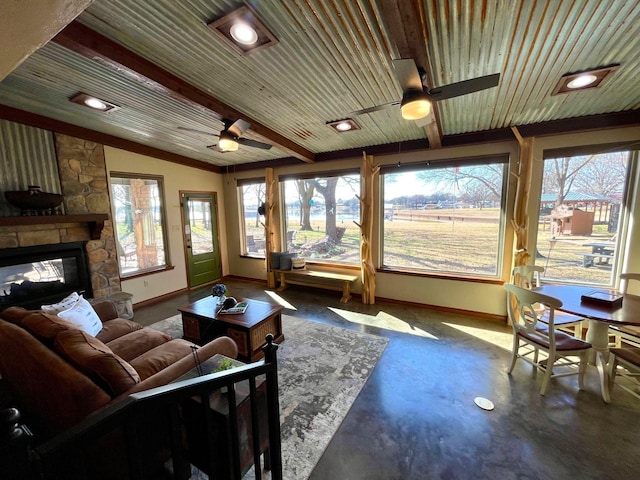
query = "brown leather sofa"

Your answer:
(0, 300), (238, 438)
